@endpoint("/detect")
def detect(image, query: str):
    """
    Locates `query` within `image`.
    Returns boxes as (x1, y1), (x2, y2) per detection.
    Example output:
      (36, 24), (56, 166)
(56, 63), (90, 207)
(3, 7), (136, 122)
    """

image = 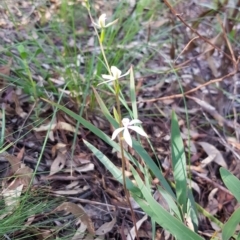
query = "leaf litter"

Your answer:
(0, 0), (240, 239)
